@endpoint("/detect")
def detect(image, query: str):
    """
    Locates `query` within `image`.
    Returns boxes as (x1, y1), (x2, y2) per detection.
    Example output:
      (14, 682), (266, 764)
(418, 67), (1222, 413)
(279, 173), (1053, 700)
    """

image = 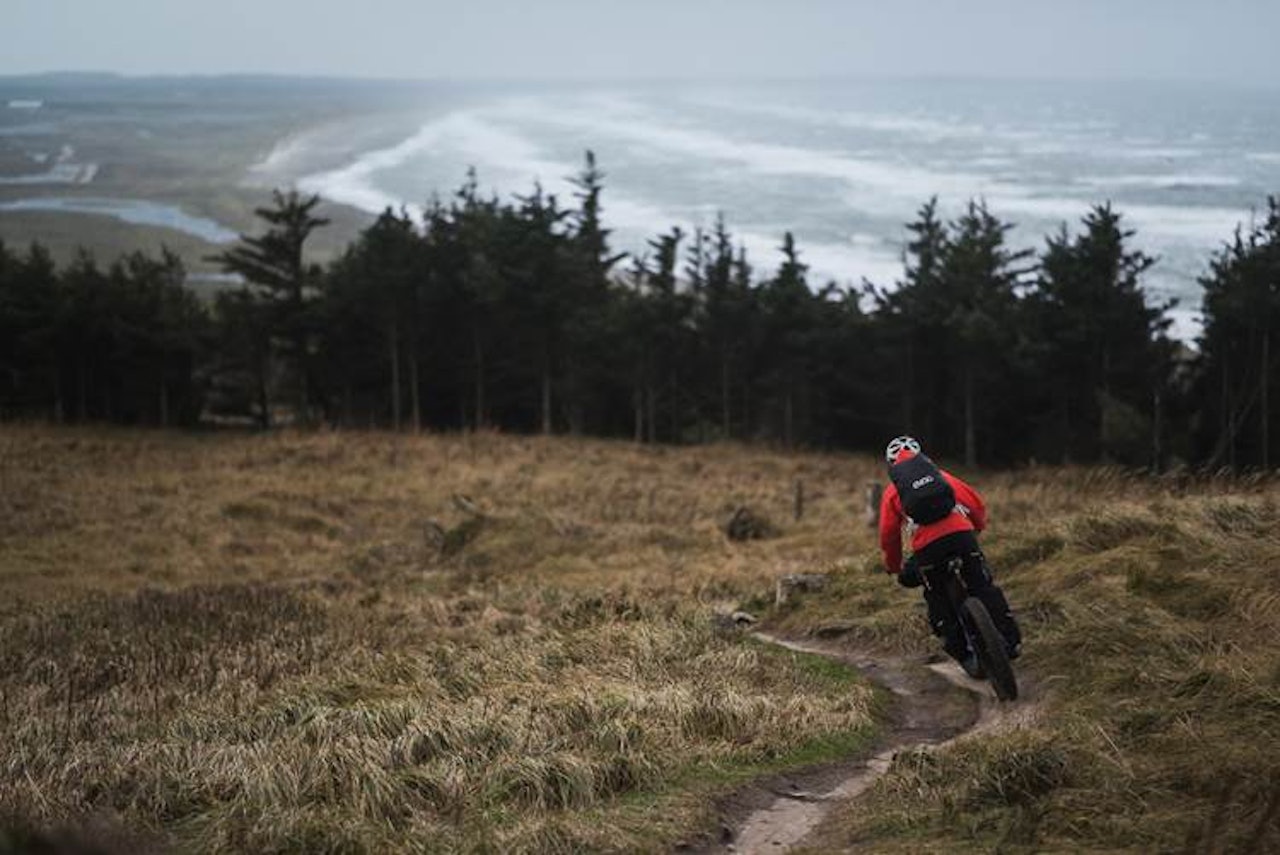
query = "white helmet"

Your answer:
(885, 435), (921, 465)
